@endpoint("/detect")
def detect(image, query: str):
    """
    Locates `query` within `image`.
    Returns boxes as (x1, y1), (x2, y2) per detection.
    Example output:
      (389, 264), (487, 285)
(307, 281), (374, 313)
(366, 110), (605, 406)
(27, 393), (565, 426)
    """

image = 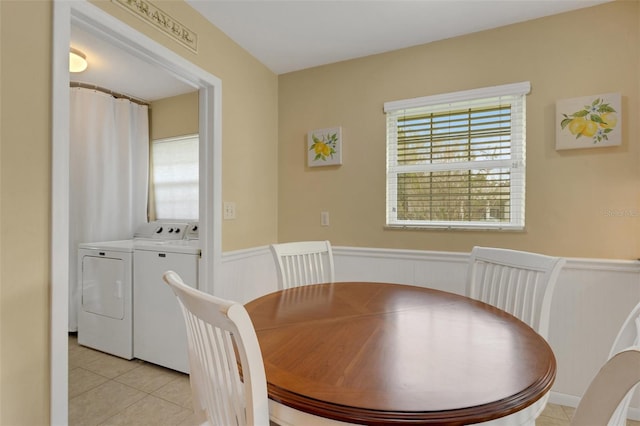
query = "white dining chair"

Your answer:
(163, 270), (270, 426)
(466, 246), (565, 340)
(466, 246), (565, 424)
(606, 301), (640, 425)
(270, 241), (335, 289)
(571, 347), (640, 426)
